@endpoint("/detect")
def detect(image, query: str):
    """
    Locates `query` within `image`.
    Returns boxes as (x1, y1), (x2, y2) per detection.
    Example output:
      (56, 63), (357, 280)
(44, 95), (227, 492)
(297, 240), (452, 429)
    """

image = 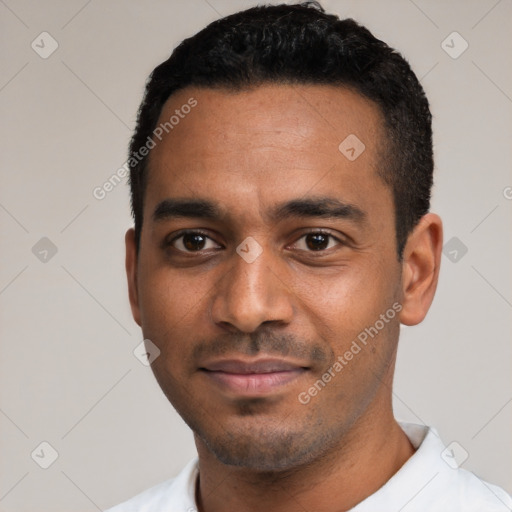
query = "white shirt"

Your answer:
(105, 422), (512, 511)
